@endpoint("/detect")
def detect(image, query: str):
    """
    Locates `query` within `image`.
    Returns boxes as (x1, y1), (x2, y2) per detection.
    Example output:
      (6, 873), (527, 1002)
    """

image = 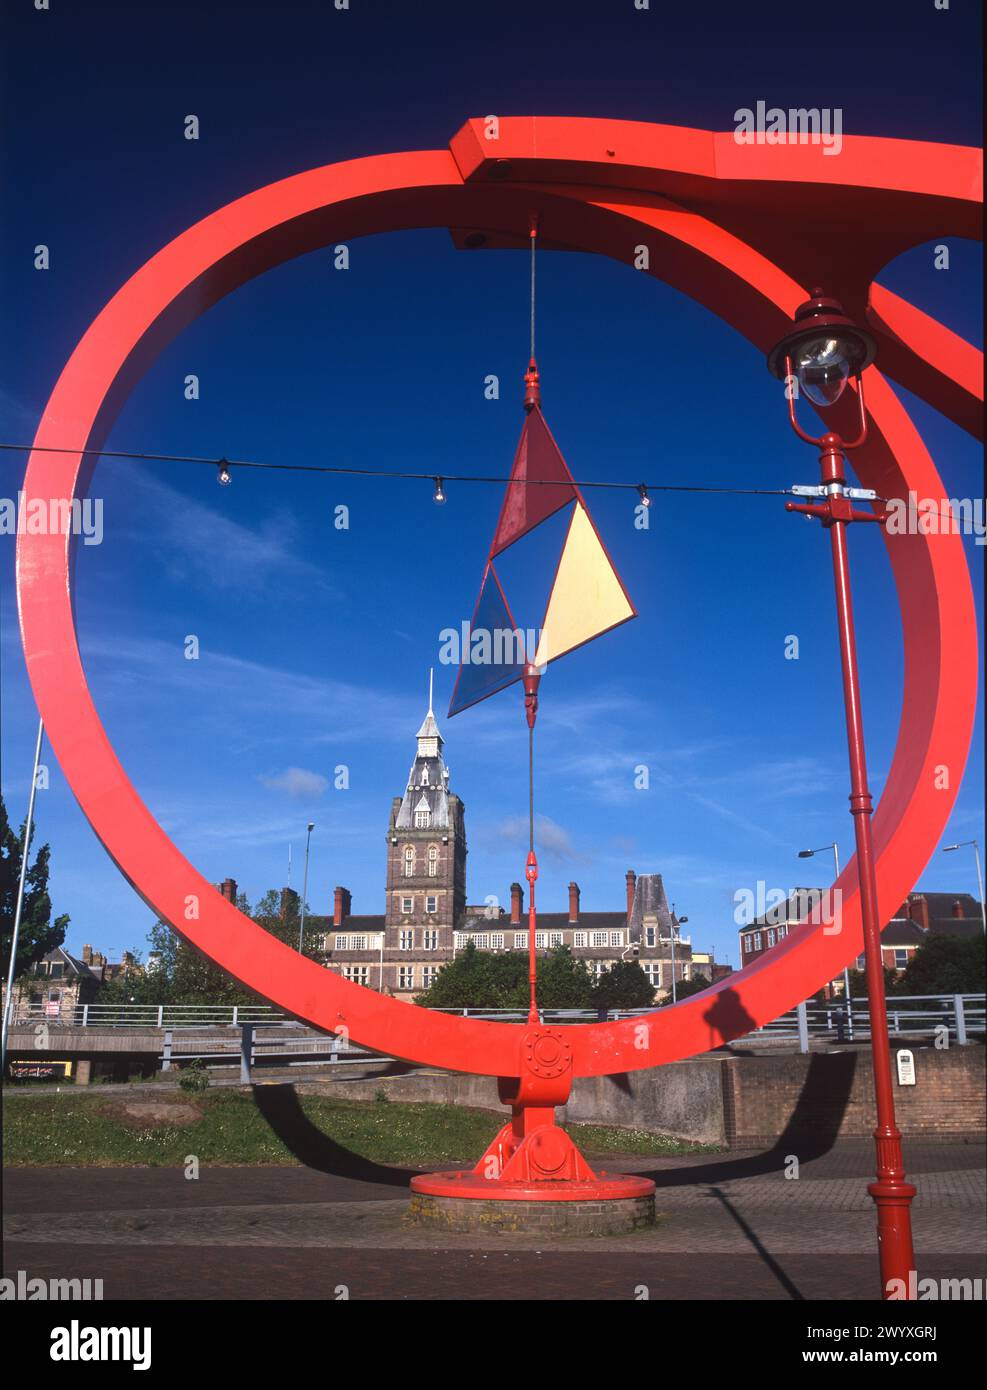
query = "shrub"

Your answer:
(178, 1059), (209, 1093)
